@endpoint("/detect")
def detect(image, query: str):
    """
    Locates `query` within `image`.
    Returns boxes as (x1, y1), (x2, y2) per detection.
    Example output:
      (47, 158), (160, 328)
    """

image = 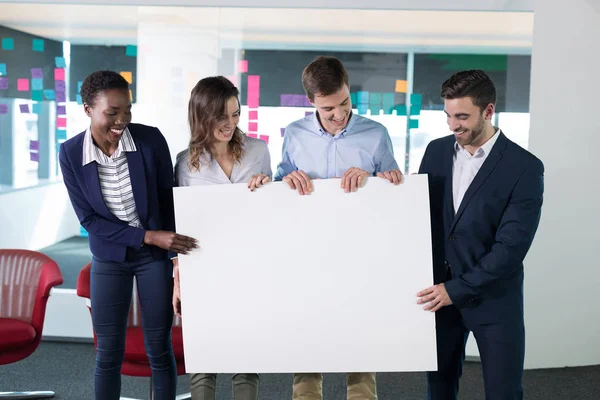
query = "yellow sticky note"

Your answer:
(129, 90), (133, 101)
(395, 80), (407, 93)
(120, 71), (133, 84)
